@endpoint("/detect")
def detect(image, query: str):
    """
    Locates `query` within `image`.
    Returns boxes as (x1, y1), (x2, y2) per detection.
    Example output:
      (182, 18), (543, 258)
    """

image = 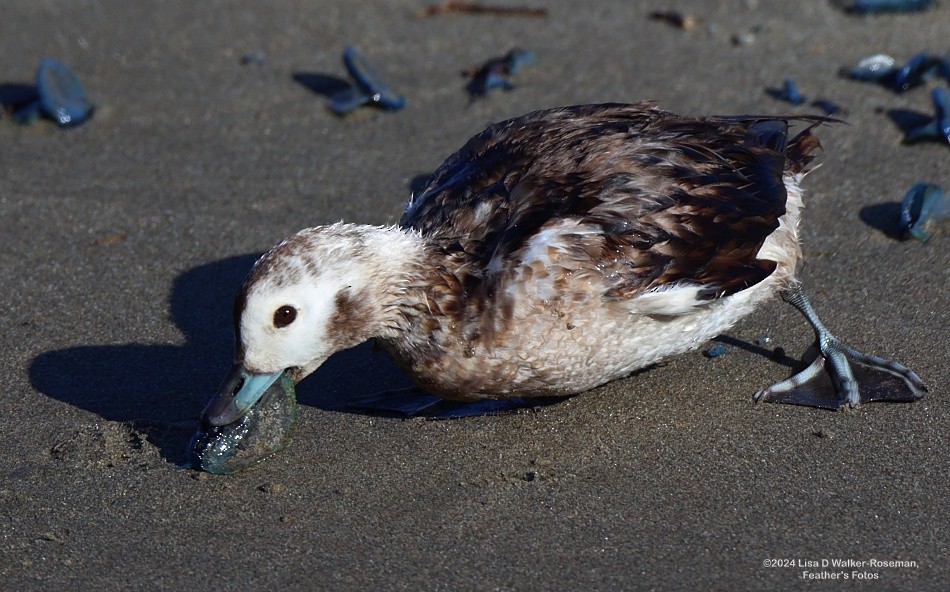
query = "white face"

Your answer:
(238, 273), (340, 378)
(232, 224), (401, 382)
